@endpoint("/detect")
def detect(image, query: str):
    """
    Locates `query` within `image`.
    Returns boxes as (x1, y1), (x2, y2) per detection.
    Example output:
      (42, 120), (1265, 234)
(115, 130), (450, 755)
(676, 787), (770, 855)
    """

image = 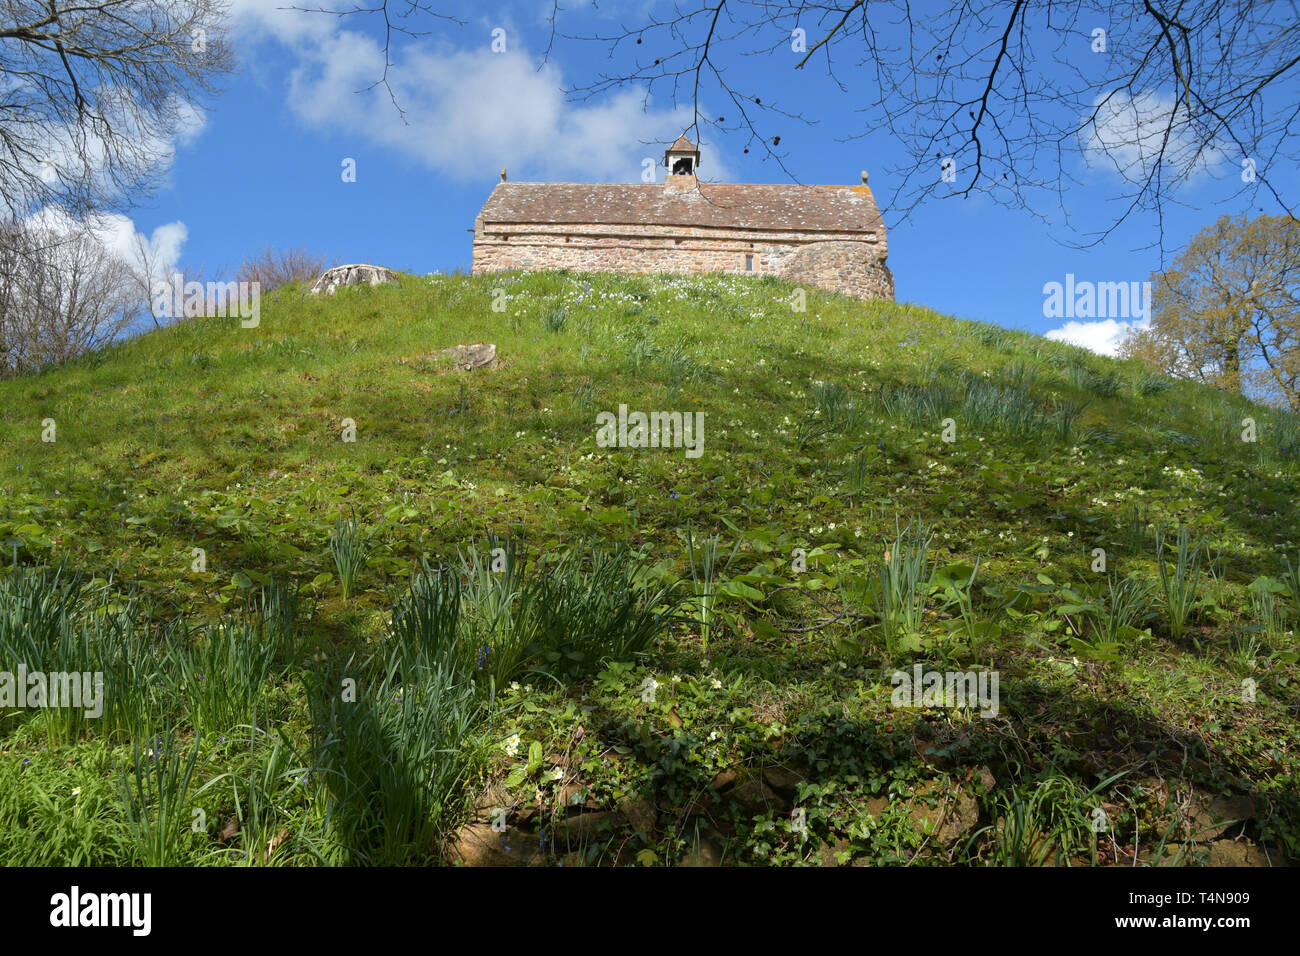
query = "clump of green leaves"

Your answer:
(166, 616), (281, 734)
(306, 662), (486, 865)
(118, 727), (204, 866)
(329, 512), (372, 601)
(685, 524), (743, 655)
(541, 307), (568, 333)
(932, 558), (999, 660)
(859, 518), (933, 658)
(1054, 574), (1153, 661)
(1154, 524), (1202, 642)
(1248, 575), (1290, 646)
(1136, 372), (1172, 396)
